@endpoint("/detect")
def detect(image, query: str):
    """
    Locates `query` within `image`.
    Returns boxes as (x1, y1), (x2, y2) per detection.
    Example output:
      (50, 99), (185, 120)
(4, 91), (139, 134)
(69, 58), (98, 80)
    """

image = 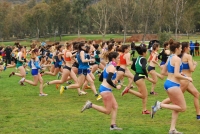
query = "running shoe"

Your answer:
(121, 87), (129, 96)
(110, 125), (123, 131)
(19, 77), (25, 85)
(66, 81), (72, 85)
(57, 72), (61, 79)
(79, 91), (87, 96)
(39, 93), (48, 96)
(85, 85), (91, 89)
(95, 70), (101, 75)
(43, 83), (48, 88)
(60, 86), (65, 95)
(9, 72), (15, 77)
(96, 94), (102, 101)
(151, 101), (161, 118)
(3, 66), (6, 71)
(142, 110), (150, 114)
(168, 129), (183, 134)
(20, 82), (26, 86)
(197, 115), (200, 120)
(130, 85), (135, 89)
(56, 84), (60, 90)
(150, 91), (158, 95)
(81, 100), (92, 113)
